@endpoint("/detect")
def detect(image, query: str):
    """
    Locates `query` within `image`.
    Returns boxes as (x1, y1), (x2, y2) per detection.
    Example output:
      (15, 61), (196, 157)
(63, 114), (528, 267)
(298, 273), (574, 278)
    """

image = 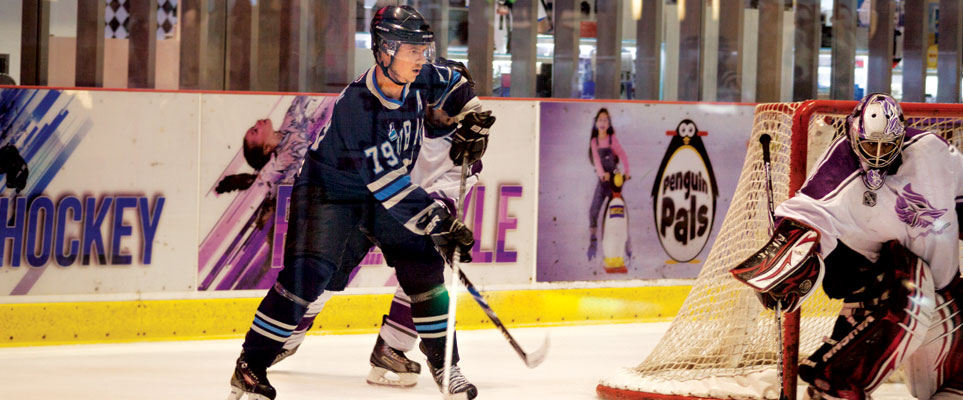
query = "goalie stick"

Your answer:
(760, 134), (790, 400)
